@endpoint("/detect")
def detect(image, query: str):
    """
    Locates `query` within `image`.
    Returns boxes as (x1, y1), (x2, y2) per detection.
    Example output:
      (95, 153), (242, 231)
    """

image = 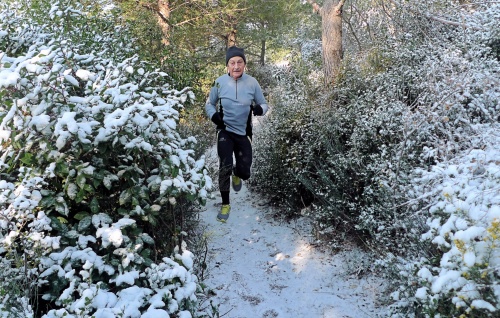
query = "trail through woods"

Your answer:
(197, 148), (388, 318)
